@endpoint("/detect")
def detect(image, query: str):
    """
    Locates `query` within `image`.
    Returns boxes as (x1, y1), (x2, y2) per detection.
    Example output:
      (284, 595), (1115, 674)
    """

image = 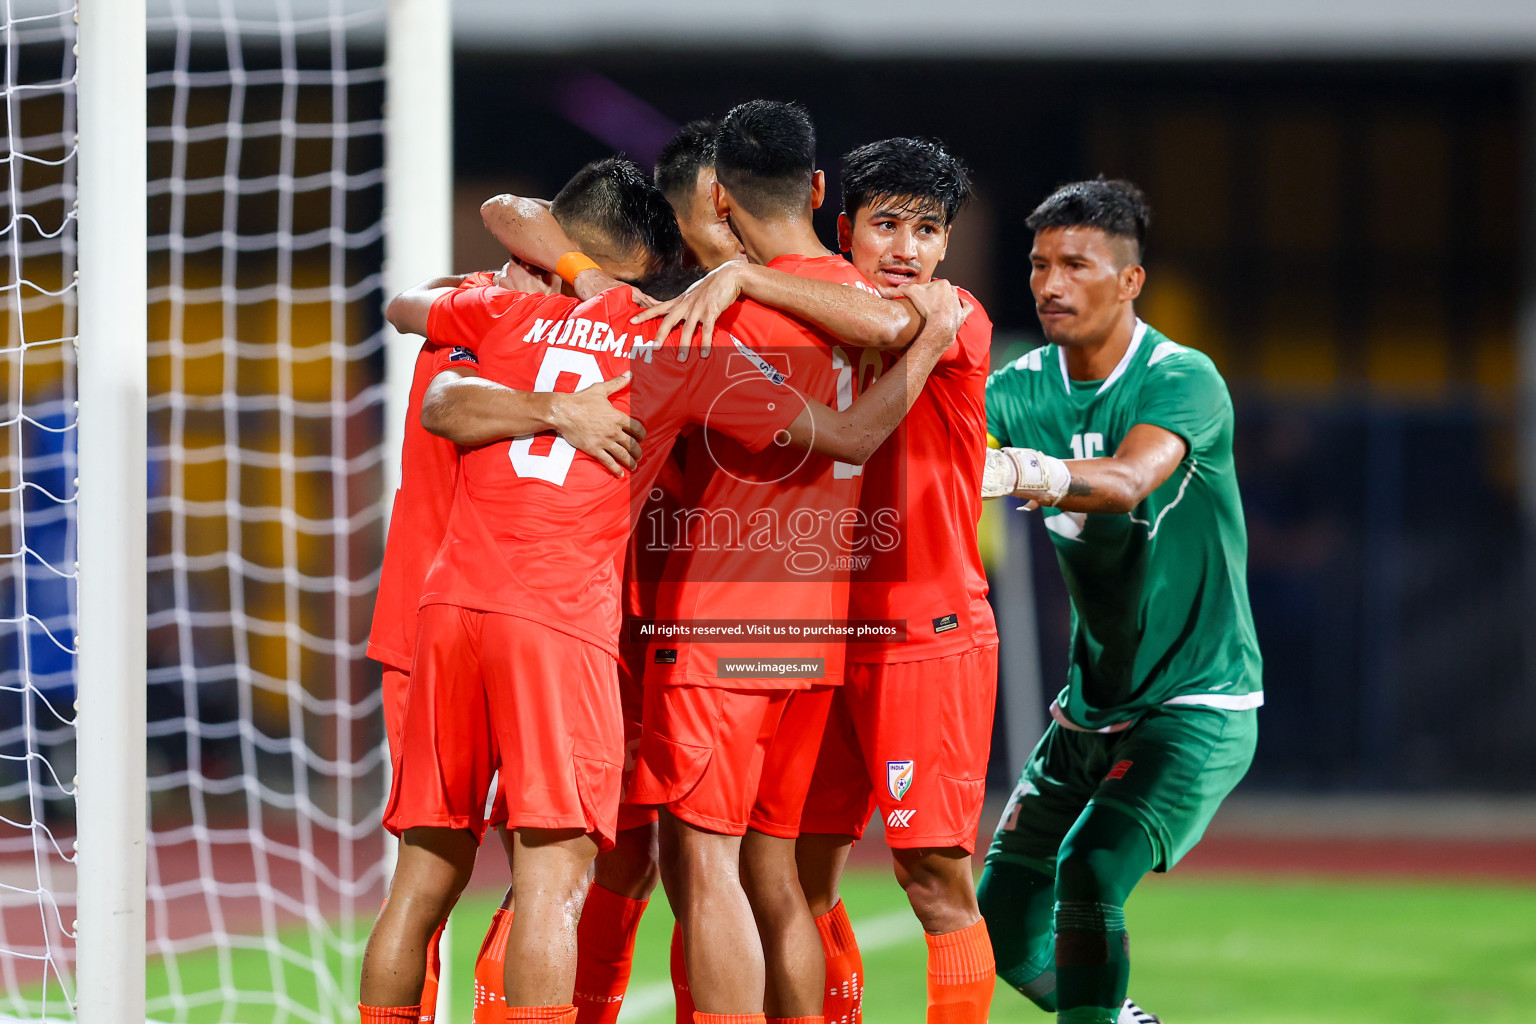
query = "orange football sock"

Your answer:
(573, 883), (650, 1024)
(420, 917), (445, 1021)
(692, 1015), (766, 1024)
(924, 919), (996, 1024)
(671, 922), (696, 1024)
(813, 902), (863, 1024)
(766, 1017), (824, 1024)
(359, 1006), (420, 1023)
(473, 907), (515, 1023)
(504, 1005), (576, 1023)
